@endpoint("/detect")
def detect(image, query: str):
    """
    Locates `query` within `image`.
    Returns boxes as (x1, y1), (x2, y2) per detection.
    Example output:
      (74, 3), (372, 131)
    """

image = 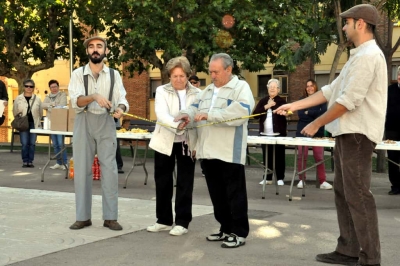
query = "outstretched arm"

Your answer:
(275, 91), (327, 115)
